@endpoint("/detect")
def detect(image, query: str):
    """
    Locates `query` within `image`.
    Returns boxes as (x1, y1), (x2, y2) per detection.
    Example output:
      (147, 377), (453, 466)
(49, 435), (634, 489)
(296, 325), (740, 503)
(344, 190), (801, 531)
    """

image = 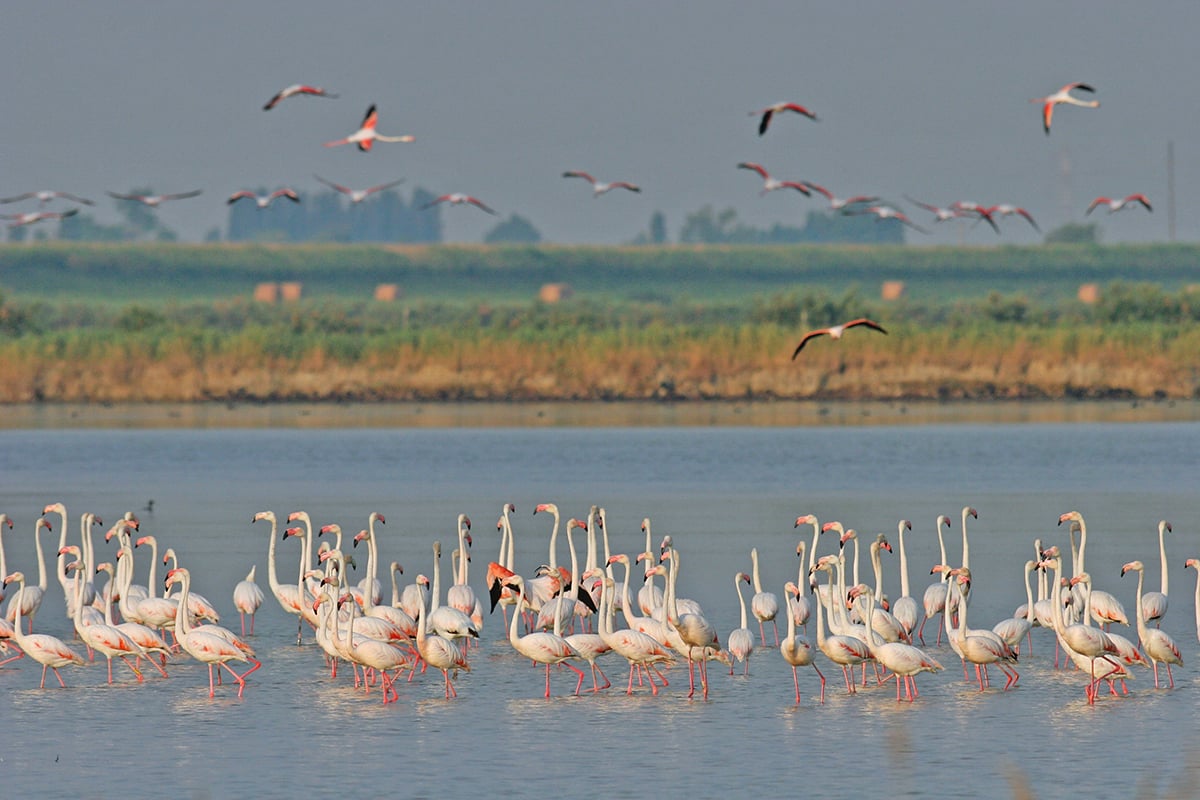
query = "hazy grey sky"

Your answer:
(3, 2), (1196, 245)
